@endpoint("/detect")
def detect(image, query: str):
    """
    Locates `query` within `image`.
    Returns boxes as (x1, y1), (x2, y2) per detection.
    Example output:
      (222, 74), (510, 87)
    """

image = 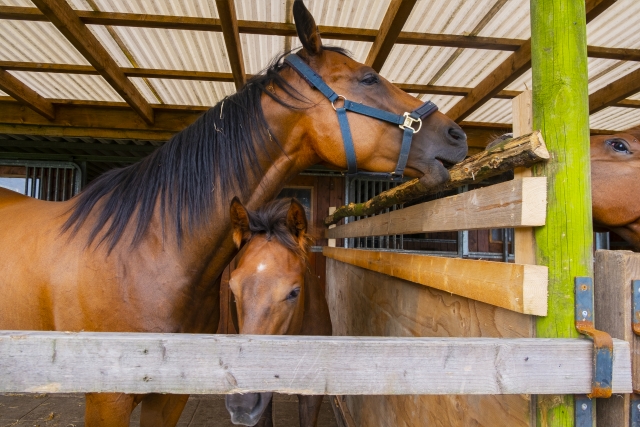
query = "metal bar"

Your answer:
(594, 231), (610, 250)
(61, 167), (67, 200)
(53, 167), (59, 201)
(575, 276), (614, 398)
(574, 395), (593, 427)
(30, 166), (36, 198)
(23, 166), (29, 195)
(45, 167), (51, 200)
(502, 228), (509, 262)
